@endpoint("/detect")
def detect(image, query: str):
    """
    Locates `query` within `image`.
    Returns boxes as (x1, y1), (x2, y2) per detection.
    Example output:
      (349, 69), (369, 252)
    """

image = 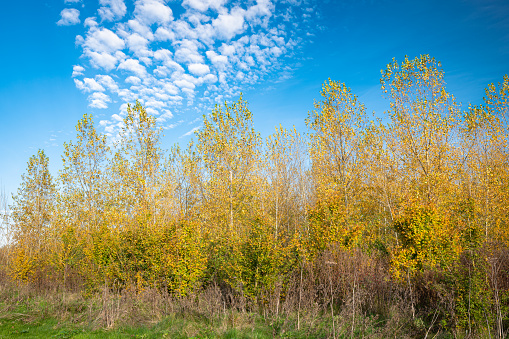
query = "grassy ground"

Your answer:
(0, 294), (399, 339)
(0, 273), (452, 338)
(0, 311), (331, 339)
(0, 291), (314, 339)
